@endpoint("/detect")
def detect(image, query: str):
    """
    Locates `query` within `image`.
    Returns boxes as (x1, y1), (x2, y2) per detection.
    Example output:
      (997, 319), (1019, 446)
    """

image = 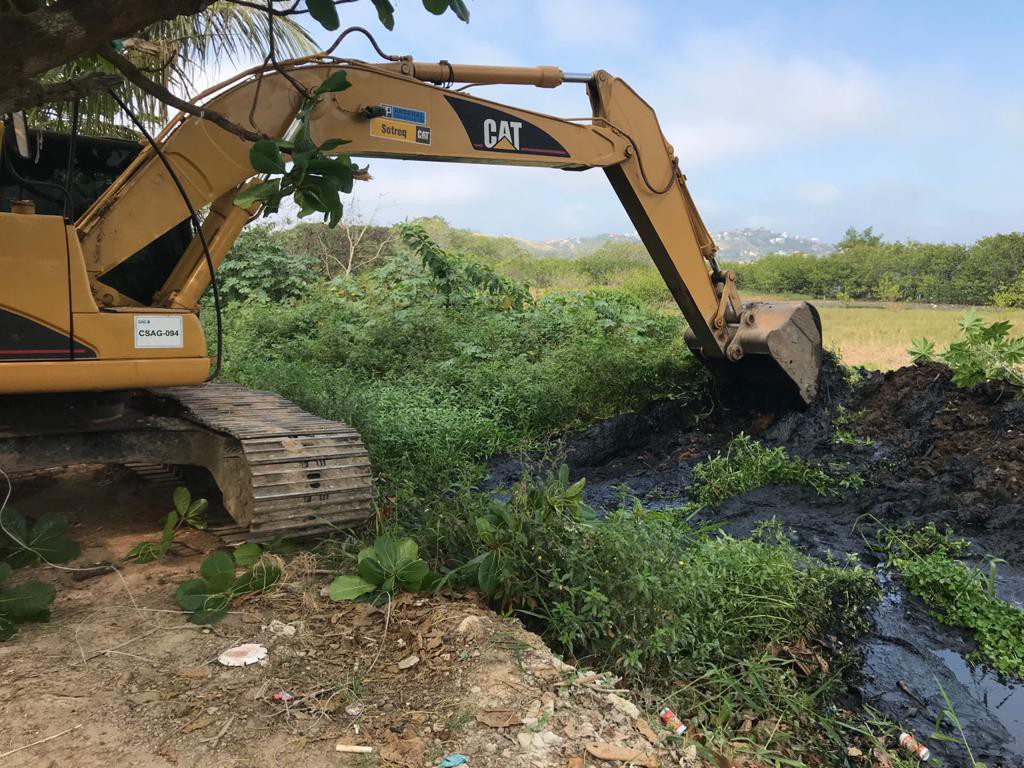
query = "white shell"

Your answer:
(218, 643), (269, 667)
